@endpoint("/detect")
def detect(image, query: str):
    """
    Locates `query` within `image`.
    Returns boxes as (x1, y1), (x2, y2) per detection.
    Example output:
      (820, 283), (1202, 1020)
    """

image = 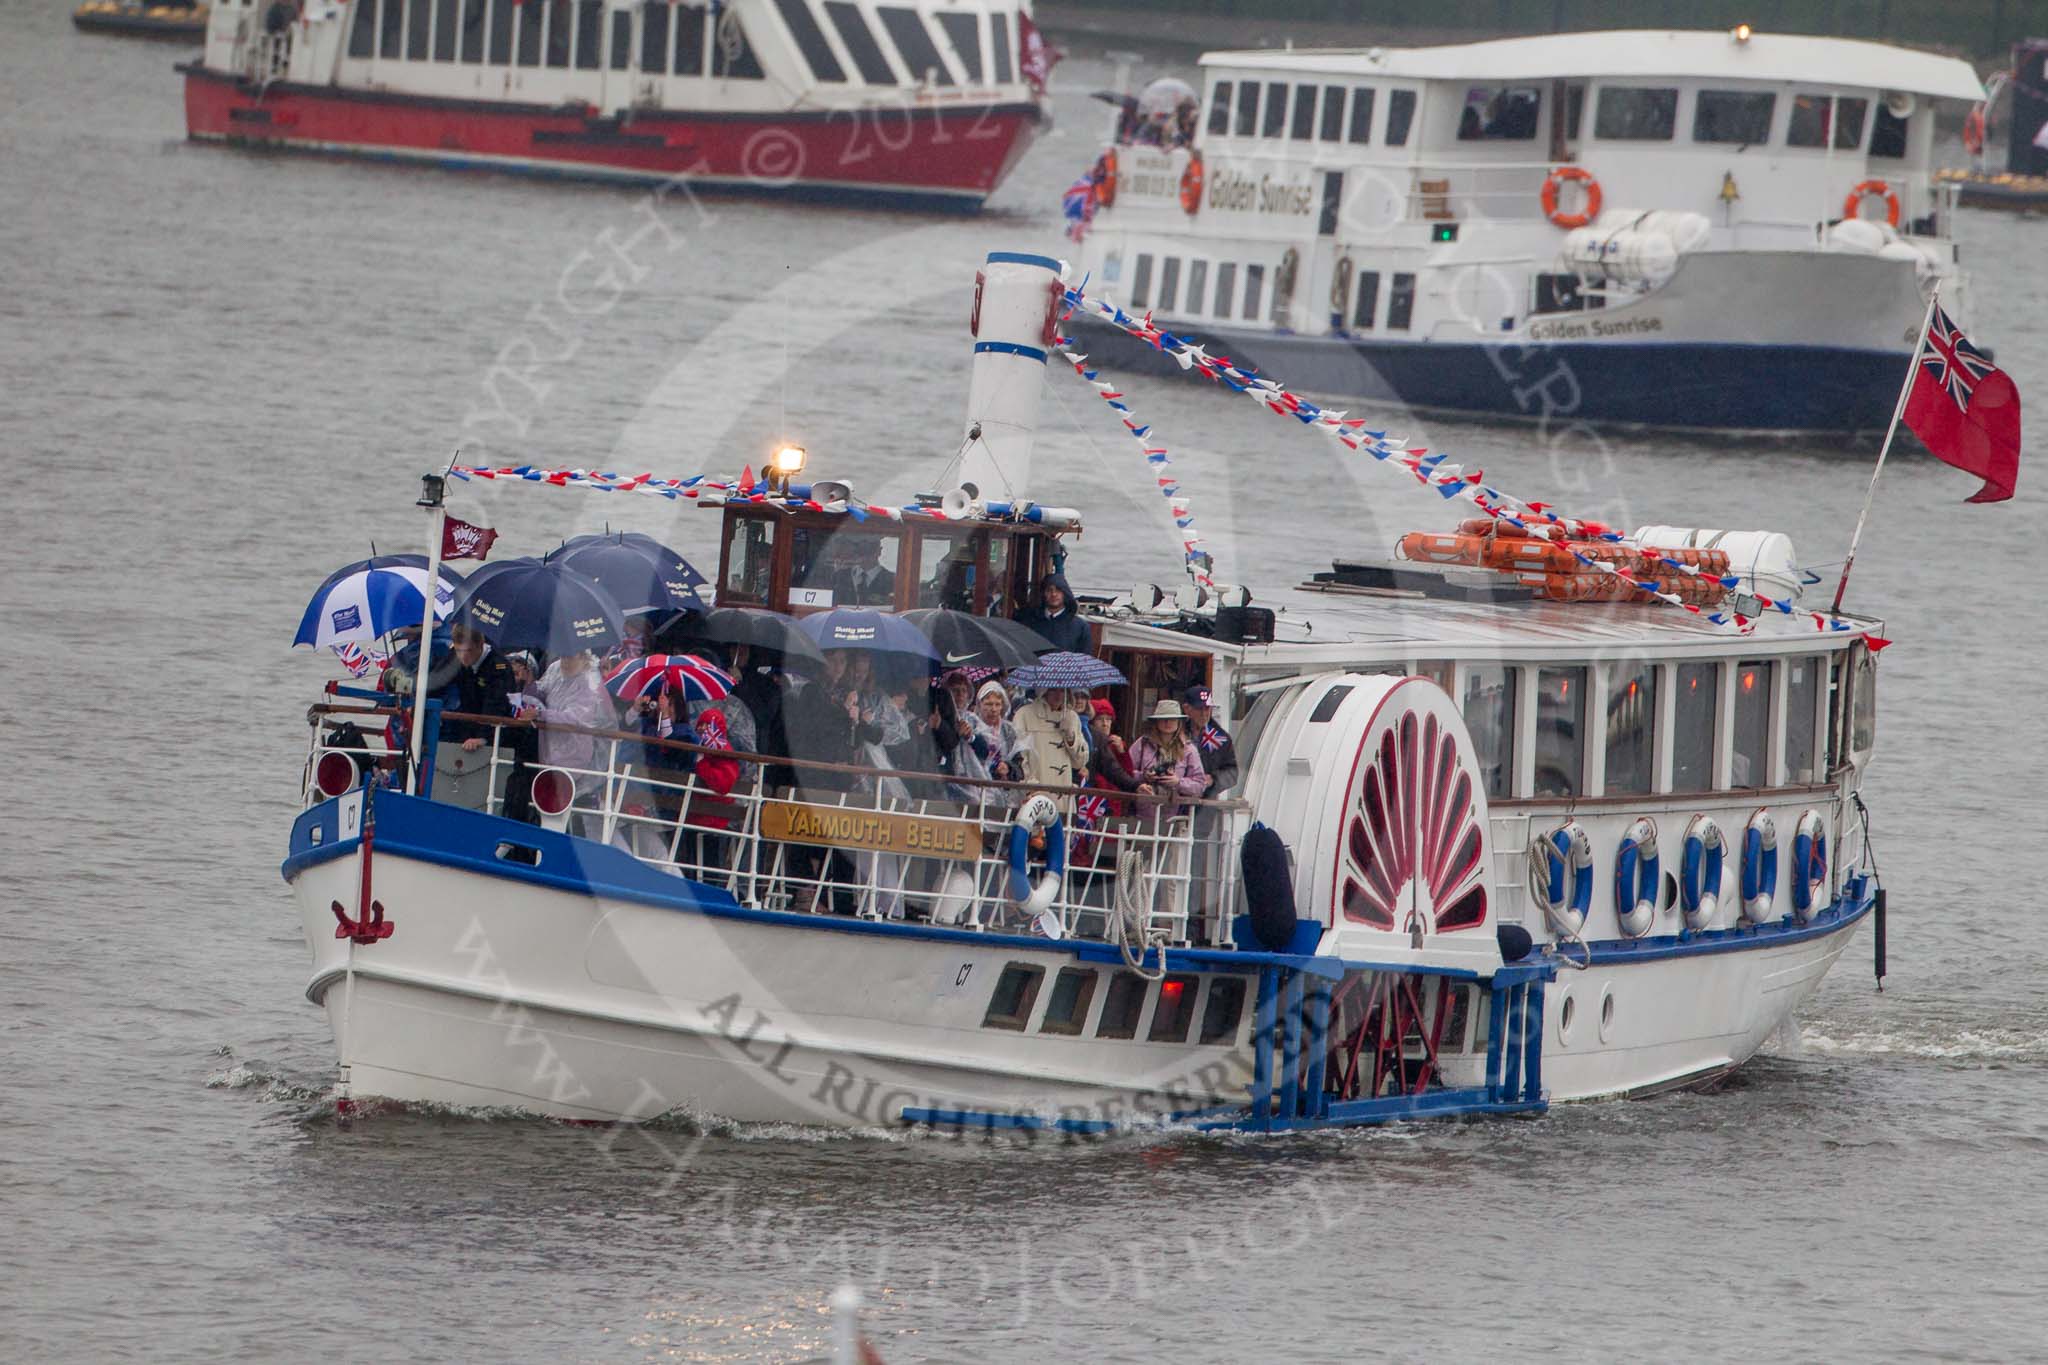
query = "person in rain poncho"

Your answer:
(1016, 572), (1091, 656)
